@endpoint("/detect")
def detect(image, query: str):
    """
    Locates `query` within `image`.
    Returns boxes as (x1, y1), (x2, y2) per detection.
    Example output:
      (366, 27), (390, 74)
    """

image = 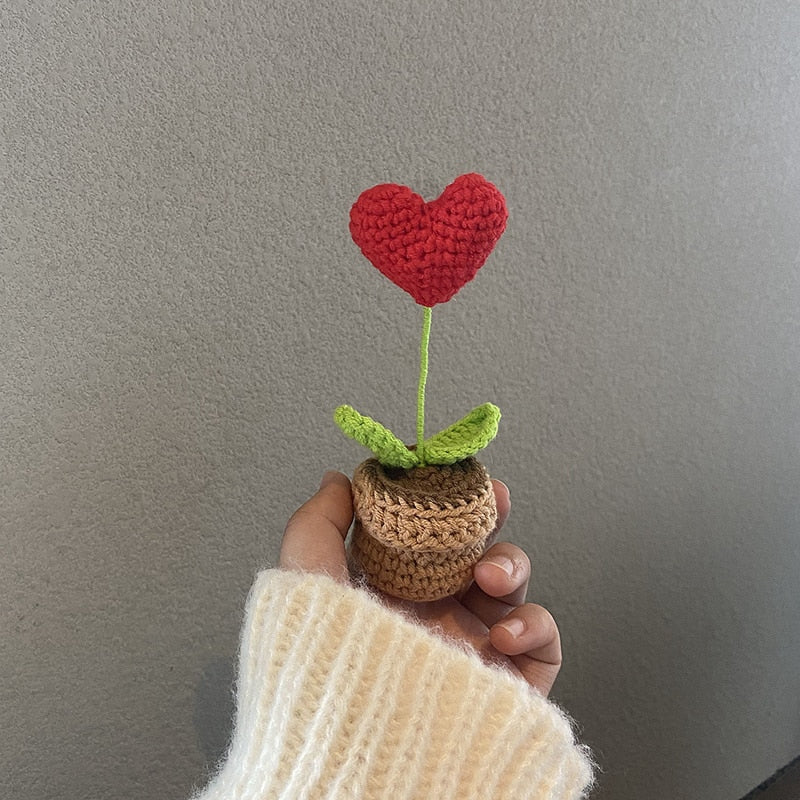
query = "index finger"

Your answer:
(279, 471), (353, 582)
